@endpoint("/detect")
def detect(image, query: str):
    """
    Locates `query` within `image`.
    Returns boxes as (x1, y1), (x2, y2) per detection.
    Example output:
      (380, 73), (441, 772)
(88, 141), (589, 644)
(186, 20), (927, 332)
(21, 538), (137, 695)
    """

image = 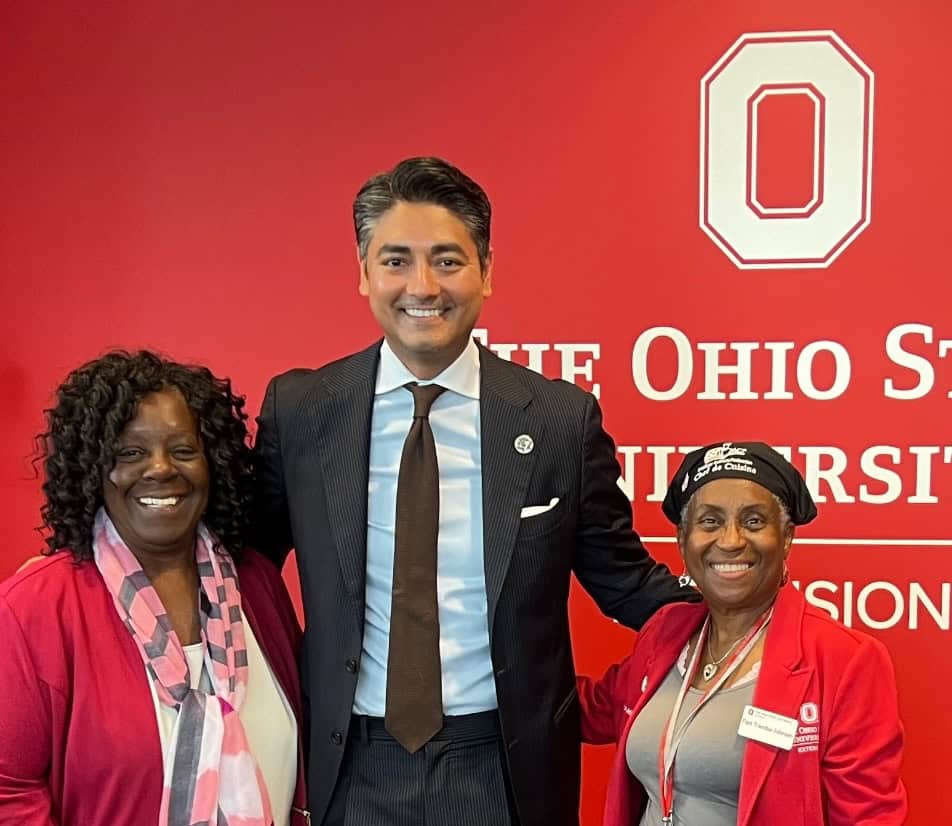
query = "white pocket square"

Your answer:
(520, 497), (560, 518)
